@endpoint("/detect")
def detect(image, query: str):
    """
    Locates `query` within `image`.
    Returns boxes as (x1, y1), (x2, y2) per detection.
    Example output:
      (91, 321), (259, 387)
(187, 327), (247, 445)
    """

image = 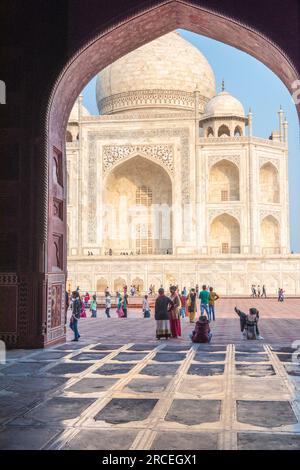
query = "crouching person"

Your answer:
(190, 315), (212, 343)
(234, 307), (263, 340)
